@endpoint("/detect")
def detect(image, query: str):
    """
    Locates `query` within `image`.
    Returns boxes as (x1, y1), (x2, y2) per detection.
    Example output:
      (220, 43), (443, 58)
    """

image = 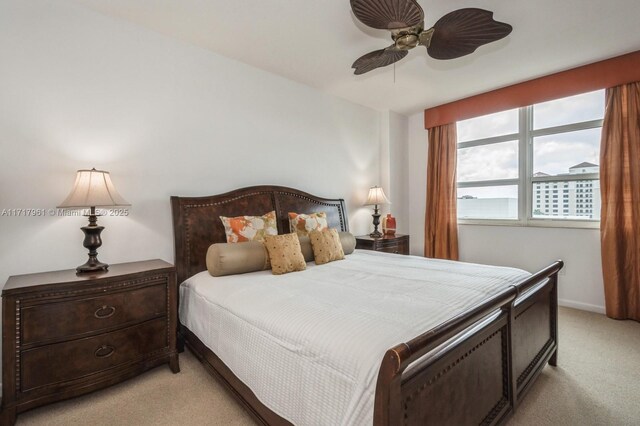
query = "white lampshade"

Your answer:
(364, 186), (391, 206)
(58, 168), (130, 208)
